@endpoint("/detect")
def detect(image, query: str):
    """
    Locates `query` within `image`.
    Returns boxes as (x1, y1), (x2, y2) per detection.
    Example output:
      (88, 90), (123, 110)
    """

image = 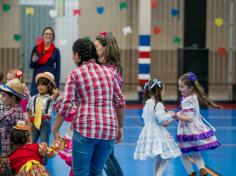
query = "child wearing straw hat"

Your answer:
(0, 120), (65, 175)
(27, 72), (60, 146)
(0, 78), (26, 157)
